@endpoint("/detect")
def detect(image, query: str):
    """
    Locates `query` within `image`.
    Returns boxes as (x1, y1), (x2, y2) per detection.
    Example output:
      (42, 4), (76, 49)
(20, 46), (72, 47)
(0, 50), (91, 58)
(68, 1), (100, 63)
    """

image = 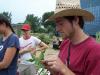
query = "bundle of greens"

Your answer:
(28, 51), (50, 75)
